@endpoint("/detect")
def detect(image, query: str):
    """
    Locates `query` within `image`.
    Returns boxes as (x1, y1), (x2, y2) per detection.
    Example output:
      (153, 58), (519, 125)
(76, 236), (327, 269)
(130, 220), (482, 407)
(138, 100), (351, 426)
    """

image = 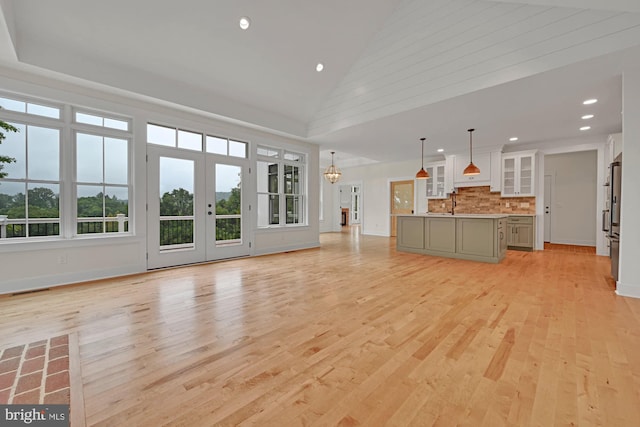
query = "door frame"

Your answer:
(389, 178), (415, 237)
